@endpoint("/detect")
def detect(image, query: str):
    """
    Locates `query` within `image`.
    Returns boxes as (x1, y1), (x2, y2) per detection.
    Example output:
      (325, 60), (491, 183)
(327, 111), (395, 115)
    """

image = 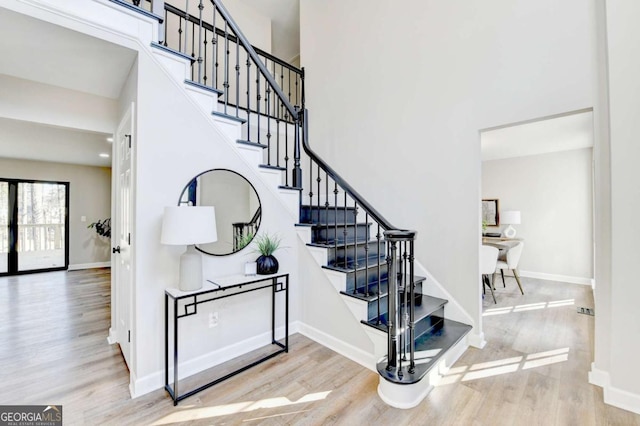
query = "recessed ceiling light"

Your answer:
(99, 153), (110, 158)
(106, 137), (114, 142)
